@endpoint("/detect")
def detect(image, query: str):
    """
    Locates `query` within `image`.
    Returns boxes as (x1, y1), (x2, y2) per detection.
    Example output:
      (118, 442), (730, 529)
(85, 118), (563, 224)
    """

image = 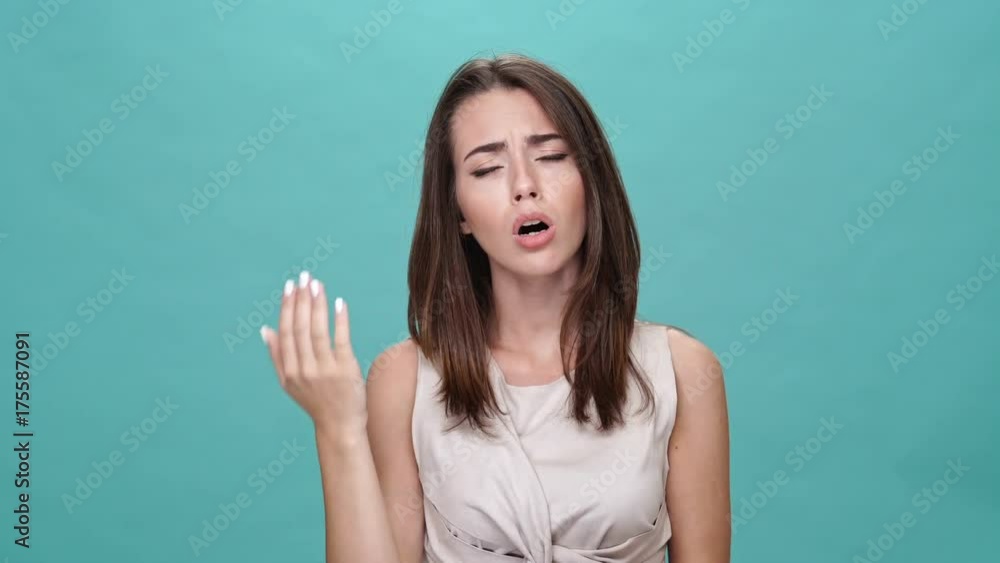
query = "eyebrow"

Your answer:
(462, 133), (564, 162)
